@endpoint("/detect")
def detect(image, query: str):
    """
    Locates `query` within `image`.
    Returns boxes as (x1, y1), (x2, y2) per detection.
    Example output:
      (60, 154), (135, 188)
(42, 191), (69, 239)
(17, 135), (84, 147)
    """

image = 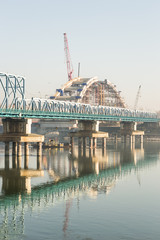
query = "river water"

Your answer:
(0, 141), (160, 240)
